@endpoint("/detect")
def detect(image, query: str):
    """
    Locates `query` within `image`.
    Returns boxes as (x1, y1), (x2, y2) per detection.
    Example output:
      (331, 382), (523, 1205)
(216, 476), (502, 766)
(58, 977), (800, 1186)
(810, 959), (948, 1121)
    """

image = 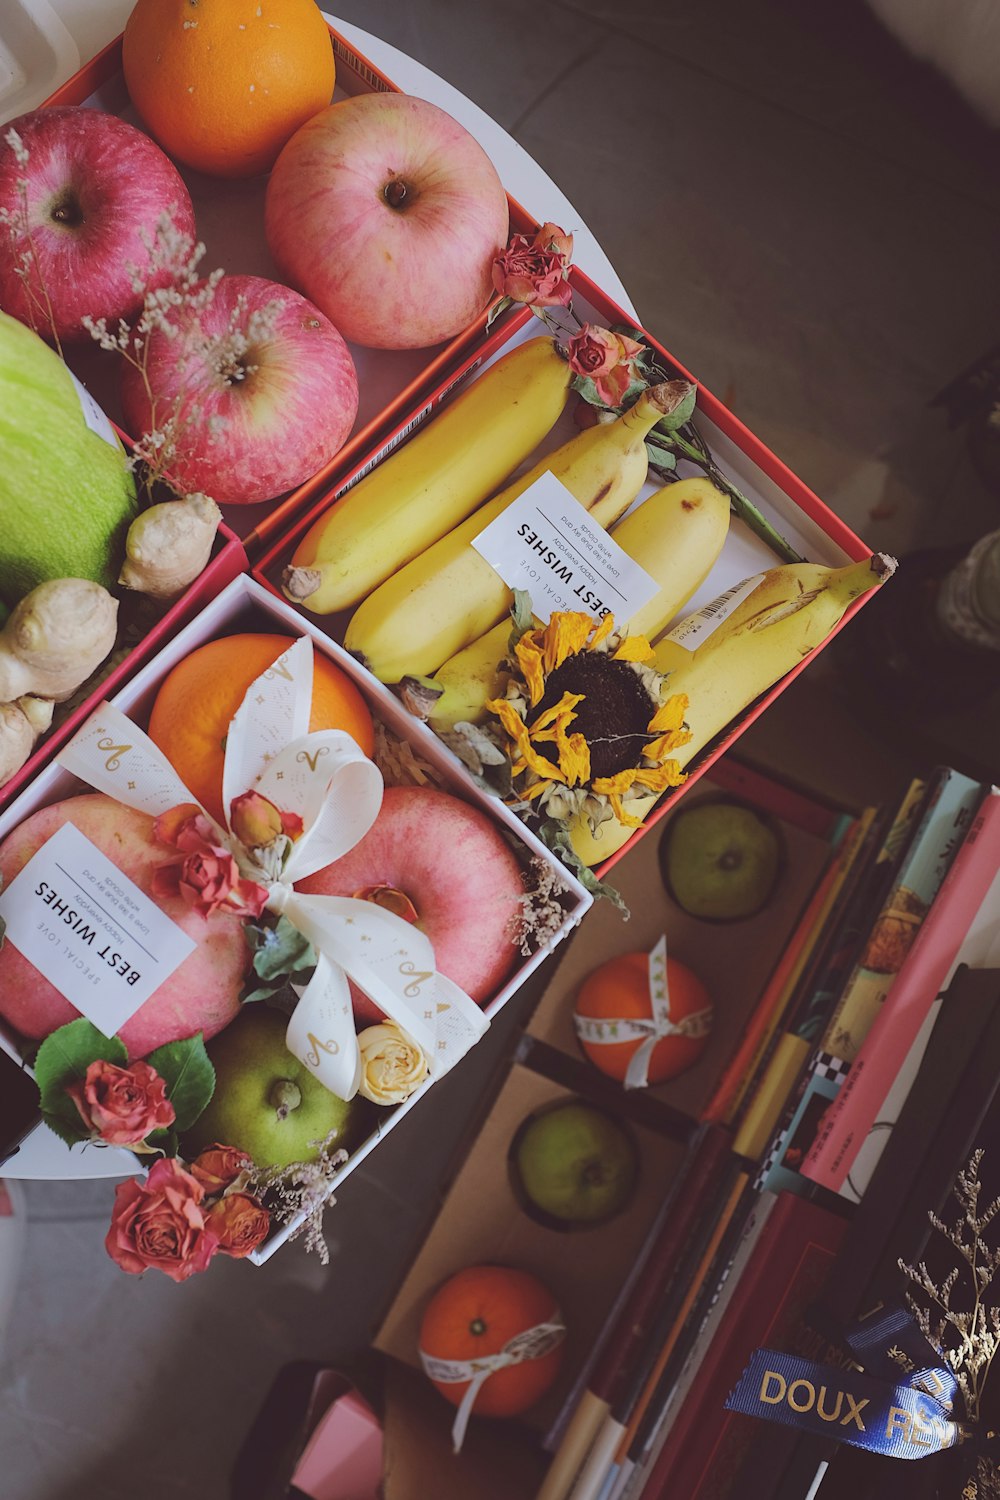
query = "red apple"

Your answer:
(0, 795), (249, 1059)
(296, 785), (524, 1024)
(265, 93), (509, 350)
(0, 106), (196, 343)
(119, 273), (359, 505)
